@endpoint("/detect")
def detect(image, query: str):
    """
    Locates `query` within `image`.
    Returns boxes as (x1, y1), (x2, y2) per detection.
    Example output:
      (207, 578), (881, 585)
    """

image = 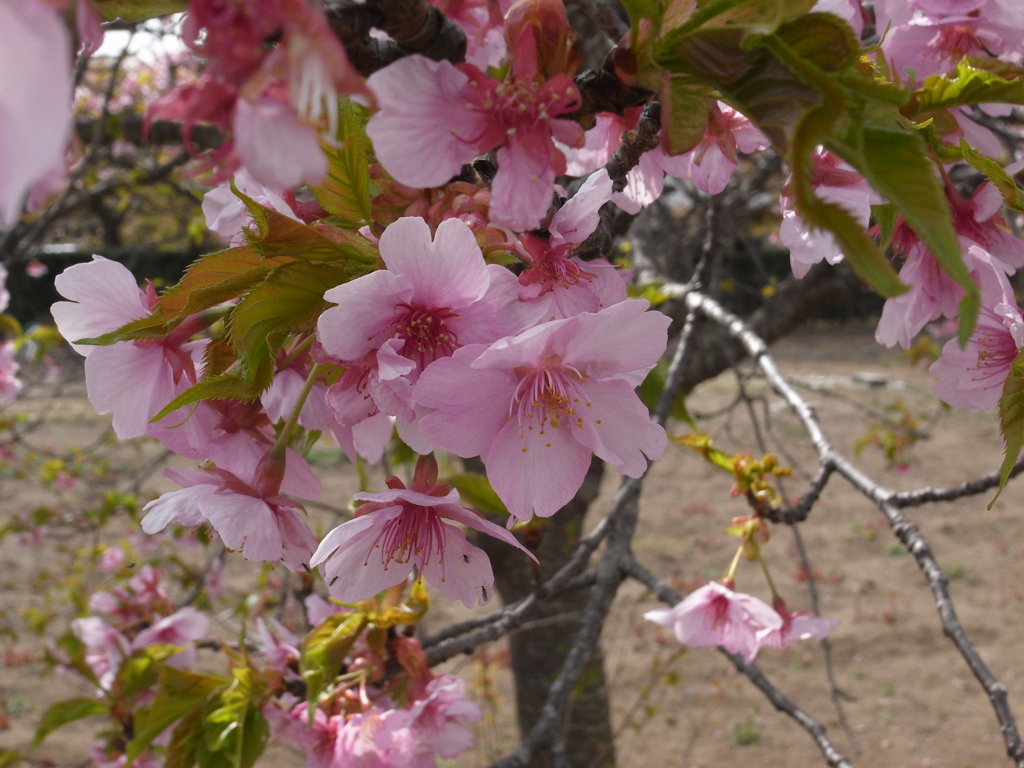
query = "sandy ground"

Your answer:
(2, 323), (1023, 768)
